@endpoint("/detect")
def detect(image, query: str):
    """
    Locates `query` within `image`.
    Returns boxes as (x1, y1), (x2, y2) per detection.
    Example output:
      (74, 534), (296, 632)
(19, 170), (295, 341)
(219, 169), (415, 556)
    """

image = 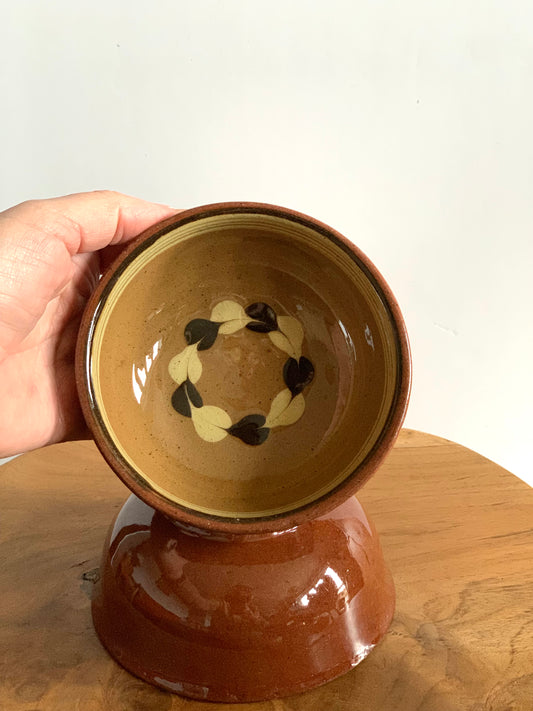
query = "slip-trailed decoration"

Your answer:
(168, 300), (315, 445)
